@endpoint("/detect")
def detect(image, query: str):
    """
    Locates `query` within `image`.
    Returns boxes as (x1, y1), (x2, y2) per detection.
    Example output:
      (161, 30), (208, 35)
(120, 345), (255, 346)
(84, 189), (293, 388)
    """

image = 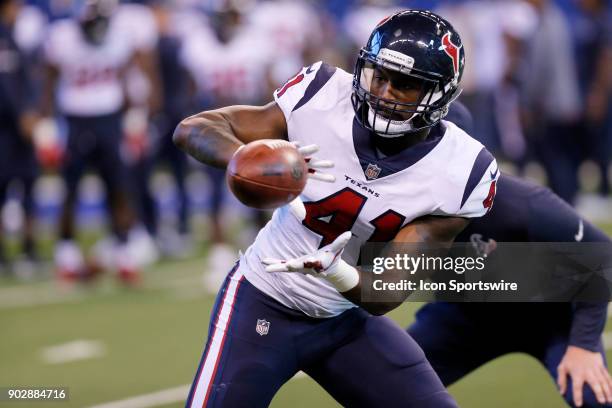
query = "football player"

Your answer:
(174, 11), (498, 407)
(39, 0), (150, 284)
(180, 1), (277, 289)
(0, 0), (40, 276)
(131, 0), (194, 257)
(411, 99), (612, 408)
(408, 172), (612, 408)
